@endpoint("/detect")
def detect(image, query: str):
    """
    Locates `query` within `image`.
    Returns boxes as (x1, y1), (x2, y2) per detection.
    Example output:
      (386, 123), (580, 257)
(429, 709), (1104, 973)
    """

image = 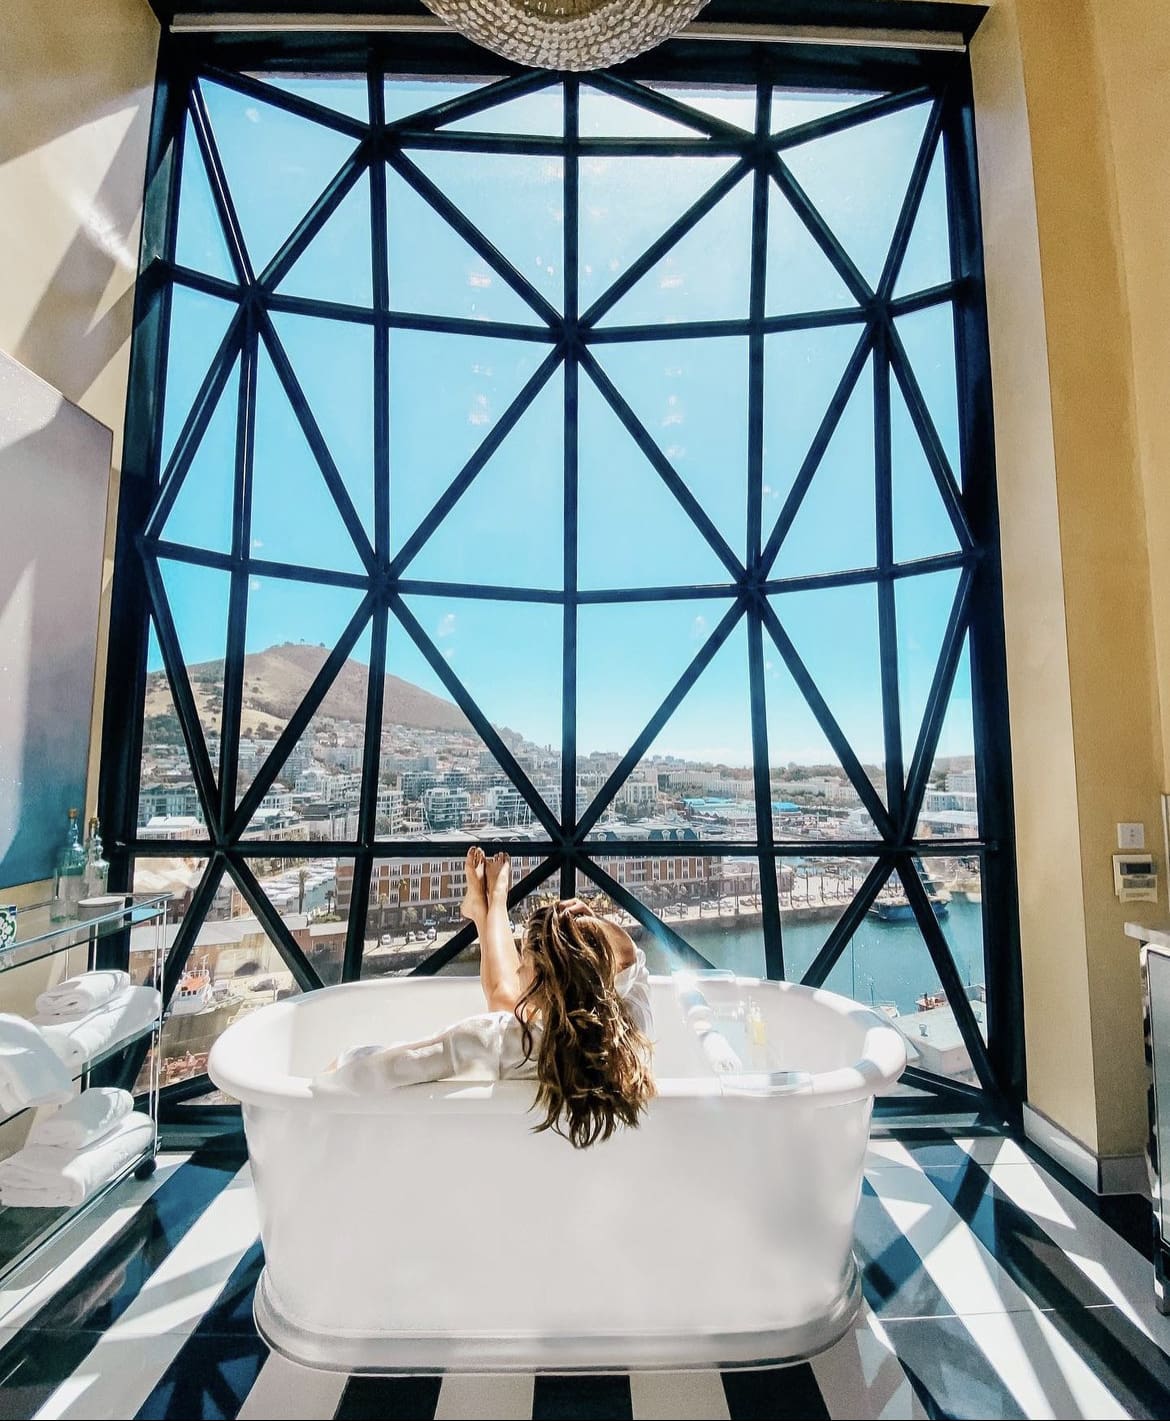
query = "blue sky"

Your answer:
(153, 75), (974, 772)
